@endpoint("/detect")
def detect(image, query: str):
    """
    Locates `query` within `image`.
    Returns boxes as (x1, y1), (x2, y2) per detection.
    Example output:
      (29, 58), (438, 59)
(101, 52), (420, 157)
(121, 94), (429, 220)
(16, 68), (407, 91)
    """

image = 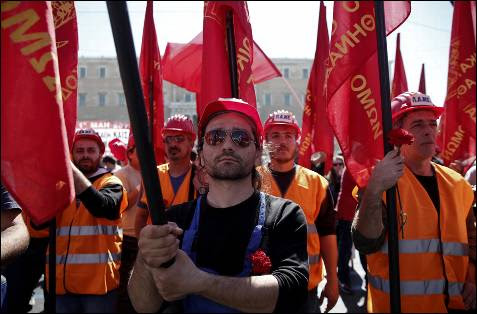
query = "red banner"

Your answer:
(418, 63), (426, 94)
(139, 1), (165, 165)
(163, 32), (281, 119)
(391, 33), (408, 98)
(52, 1), (78, 148)
(201, 1), (256, 116)
(1, 1), (74, 224)
(438, 1), (476, 166)
(326, 1), (410, 187)
(298, 1), (334, 174)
